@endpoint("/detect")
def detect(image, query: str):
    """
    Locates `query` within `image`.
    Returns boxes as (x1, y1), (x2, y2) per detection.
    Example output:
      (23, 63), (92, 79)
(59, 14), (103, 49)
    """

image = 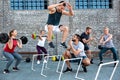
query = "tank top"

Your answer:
(37, 37), (46, 47)
(4, 39), (18, 53)
(103, 34), (114, 48)
(46, 8), (62, 26)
